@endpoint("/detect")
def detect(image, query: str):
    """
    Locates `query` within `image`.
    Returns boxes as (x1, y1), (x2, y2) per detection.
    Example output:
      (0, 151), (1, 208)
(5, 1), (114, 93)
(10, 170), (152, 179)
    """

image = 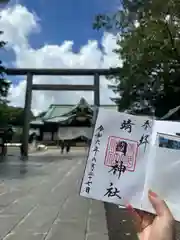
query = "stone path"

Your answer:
(2, 148), (180, 240)
(0, 149), (108, 240)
